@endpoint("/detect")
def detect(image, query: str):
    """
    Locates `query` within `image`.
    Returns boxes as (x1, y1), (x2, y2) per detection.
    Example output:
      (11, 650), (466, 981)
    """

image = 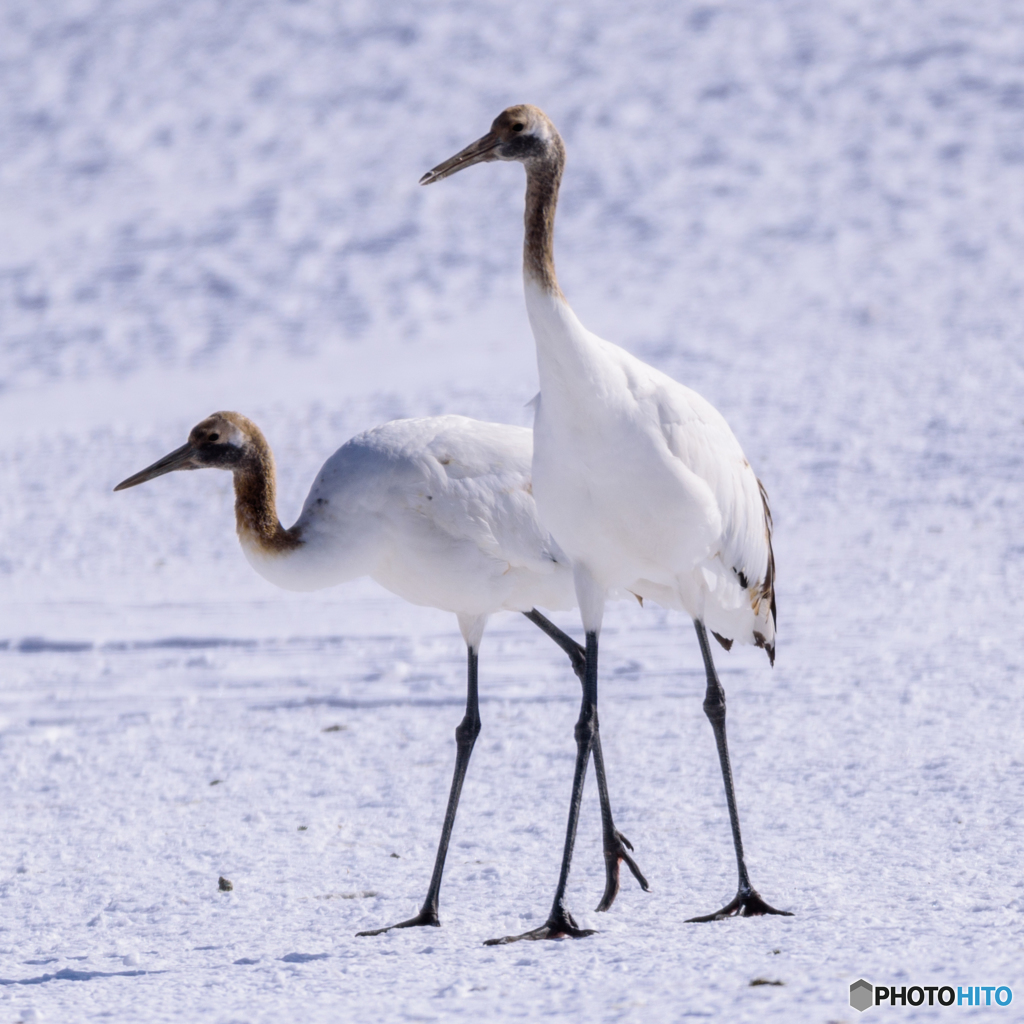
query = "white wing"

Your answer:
(618, 348), (776, 654)
(292, 415), (573, 614)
